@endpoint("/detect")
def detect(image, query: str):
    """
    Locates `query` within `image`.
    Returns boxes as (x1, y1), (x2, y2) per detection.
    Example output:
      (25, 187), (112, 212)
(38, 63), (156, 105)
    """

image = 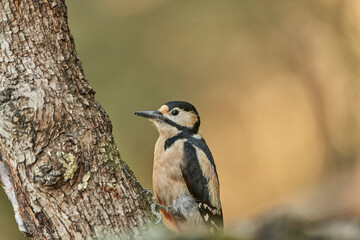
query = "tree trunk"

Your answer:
(0, 0), (156, 239)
